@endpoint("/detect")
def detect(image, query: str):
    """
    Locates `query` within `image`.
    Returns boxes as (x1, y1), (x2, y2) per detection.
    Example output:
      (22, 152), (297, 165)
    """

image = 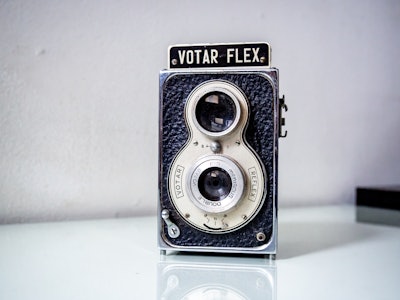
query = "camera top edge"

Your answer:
(167, 42), (273, 70)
